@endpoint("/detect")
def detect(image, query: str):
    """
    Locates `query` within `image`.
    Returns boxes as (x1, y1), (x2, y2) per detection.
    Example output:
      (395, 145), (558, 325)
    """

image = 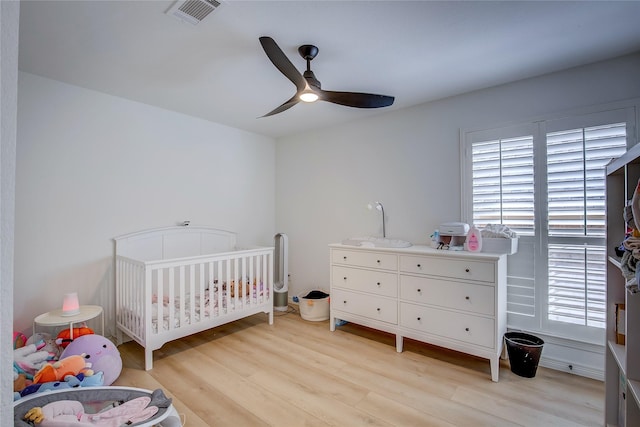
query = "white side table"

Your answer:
(33, 305), (104, 339)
